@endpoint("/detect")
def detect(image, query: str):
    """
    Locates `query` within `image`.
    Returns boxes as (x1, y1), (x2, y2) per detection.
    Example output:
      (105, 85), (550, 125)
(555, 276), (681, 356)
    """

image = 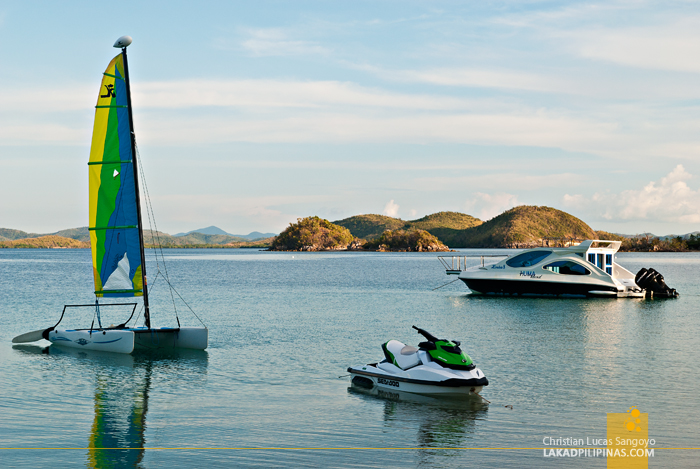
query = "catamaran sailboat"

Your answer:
(13, 36), (208, 353)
